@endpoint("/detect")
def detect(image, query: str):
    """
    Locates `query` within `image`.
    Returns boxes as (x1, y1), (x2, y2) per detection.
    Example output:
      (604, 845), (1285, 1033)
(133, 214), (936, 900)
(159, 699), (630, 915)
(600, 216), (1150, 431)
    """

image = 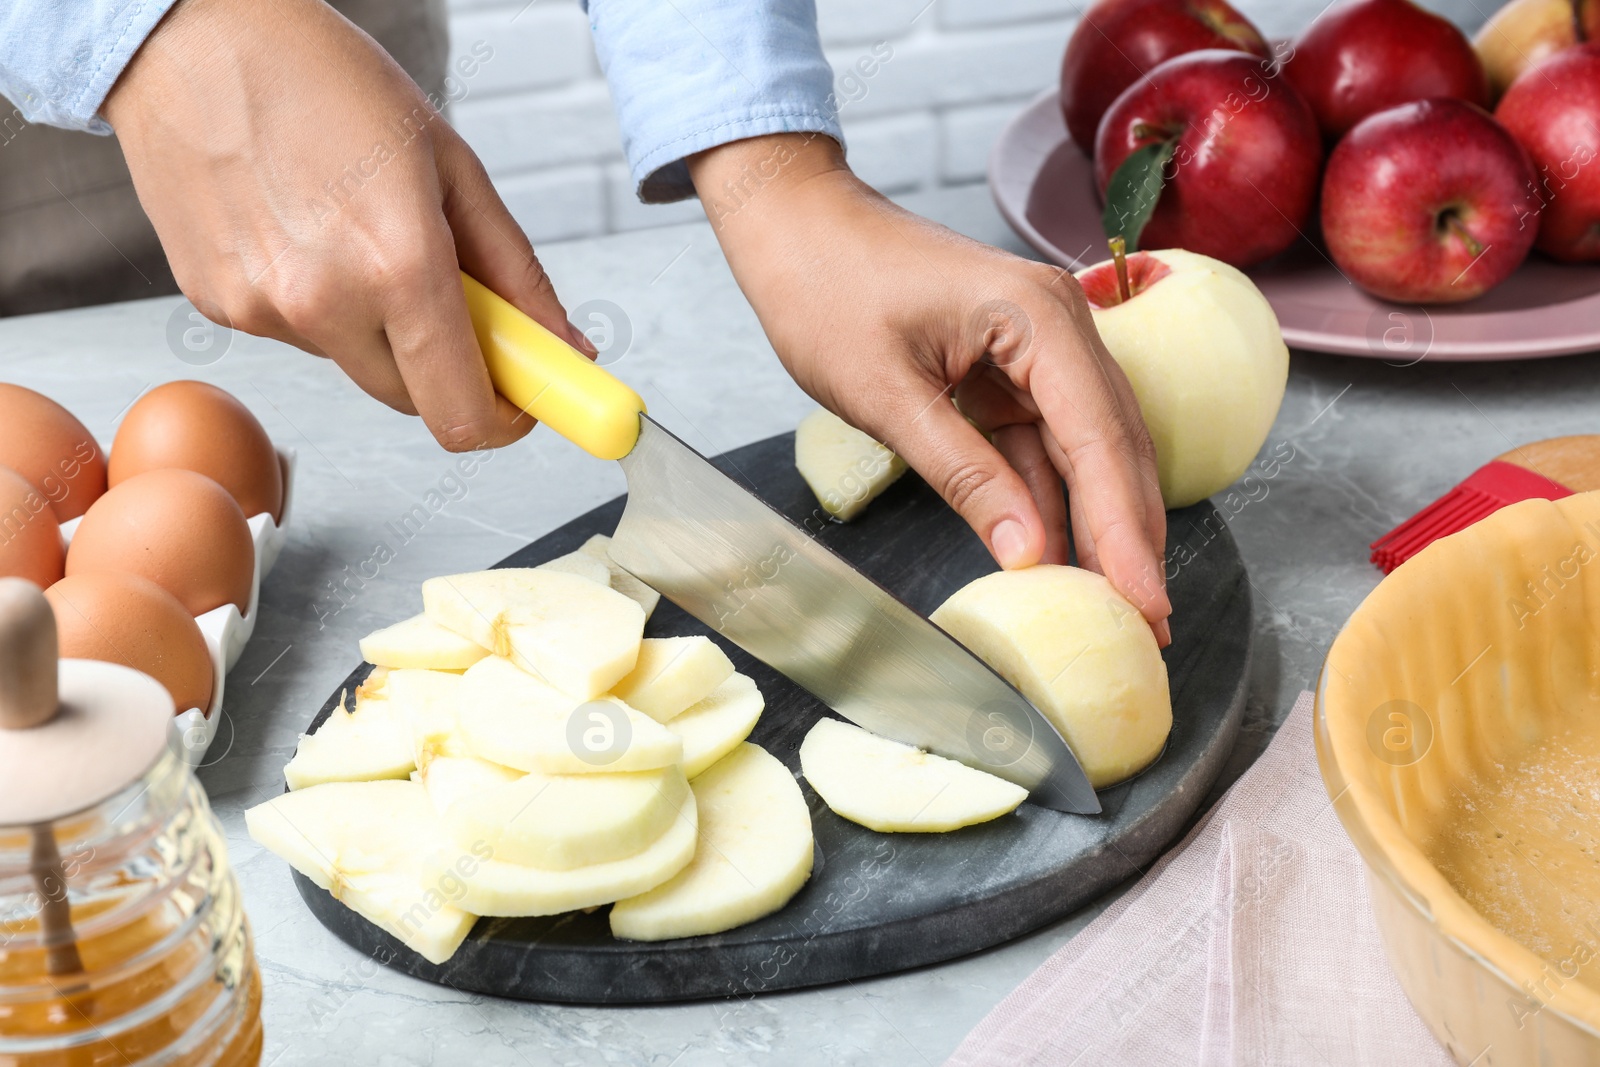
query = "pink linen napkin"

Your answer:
(946, 691), (1453, 1067)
